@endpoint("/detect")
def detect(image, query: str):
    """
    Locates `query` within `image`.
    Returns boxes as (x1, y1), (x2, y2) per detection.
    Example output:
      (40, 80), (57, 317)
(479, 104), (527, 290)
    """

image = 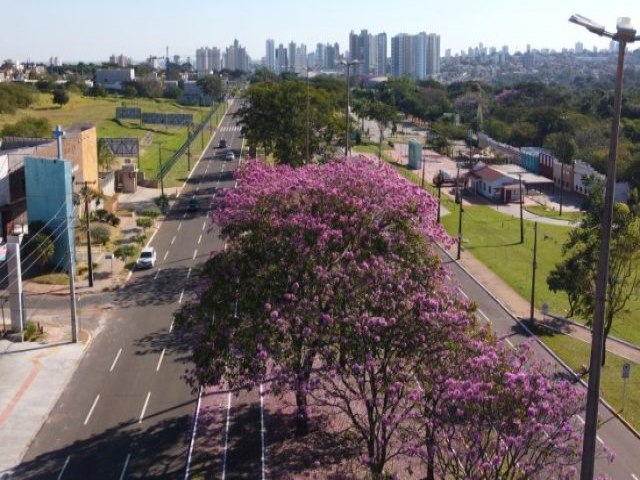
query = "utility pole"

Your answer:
(519, 173), (524, 244)
(530, 222), (538, 321)
(157, 144), (165, 197)
(67, 214), (78, 343)
(306, 68), (310, 164)
(187, 126), (192, 172)
(76, 180), (97, 287)
(456, 164), (463, 261)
